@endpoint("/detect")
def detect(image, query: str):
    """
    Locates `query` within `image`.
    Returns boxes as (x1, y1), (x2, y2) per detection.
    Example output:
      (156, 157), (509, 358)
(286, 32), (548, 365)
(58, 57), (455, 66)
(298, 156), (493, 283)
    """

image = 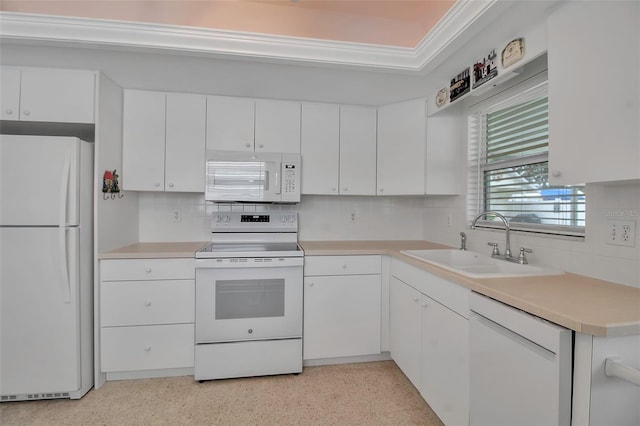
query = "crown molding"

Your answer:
(0, 2), (505, 72)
